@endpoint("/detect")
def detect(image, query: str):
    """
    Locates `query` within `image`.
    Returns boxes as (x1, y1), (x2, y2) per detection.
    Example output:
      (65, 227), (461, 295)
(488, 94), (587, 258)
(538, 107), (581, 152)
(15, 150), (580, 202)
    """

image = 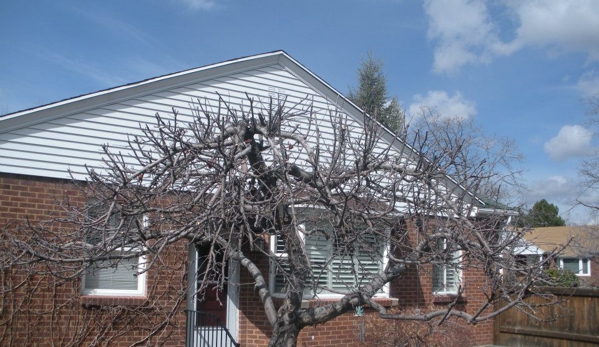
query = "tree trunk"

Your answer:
(268, 312), (302, 347)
